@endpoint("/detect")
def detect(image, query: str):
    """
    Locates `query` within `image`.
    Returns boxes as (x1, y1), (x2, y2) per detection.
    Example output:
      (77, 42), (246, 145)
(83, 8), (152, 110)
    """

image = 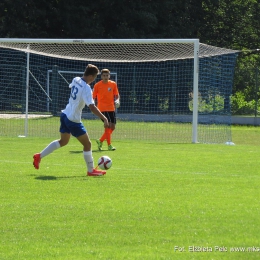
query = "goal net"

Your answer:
(0, 39), (239, 143)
